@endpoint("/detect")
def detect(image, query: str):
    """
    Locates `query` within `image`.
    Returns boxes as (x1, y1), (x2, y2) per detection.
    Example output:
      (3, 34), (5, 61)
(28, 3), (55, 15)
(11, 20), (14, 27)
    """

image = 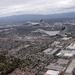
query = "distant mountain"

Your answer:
(0, 12), (75, 23)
